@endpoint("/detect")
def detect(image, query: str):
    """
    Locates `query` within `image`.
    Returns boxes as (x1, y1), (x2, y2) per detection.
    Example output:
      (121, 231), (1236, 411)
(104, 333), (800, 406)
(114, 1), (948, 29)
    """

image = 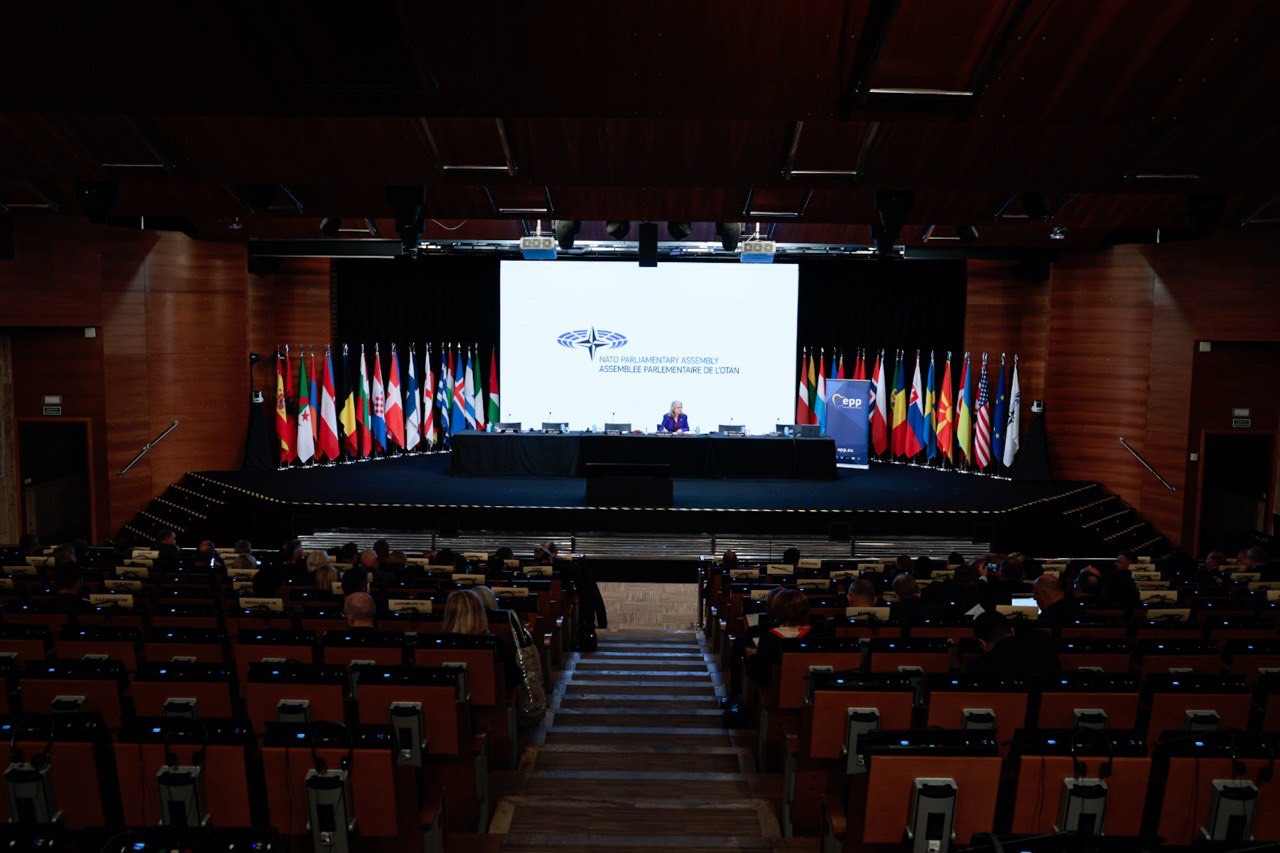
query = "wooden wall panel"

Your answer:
(0, 333), (17, 543)
(1042, 249), (1155, 506)
(0, 220), (104, 327)
(272, 259), (333, 346)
